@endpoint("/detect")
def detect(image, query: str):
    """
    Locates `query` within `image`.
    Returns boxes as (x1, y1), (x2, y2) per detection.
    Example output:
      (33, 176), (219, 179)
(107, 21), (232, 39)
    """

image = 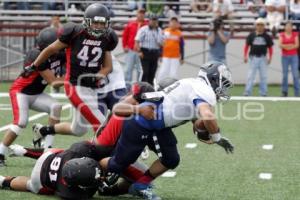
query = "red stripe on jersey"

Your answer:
(65, 47), (71, 82)
(65, 84), (101, 132)
(10, 72), (39, 92)
(9, 90), (20, 125)
(97, 115), (124, 146)
(38, 187), (55, 195)
(123, 165), (145, 182)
